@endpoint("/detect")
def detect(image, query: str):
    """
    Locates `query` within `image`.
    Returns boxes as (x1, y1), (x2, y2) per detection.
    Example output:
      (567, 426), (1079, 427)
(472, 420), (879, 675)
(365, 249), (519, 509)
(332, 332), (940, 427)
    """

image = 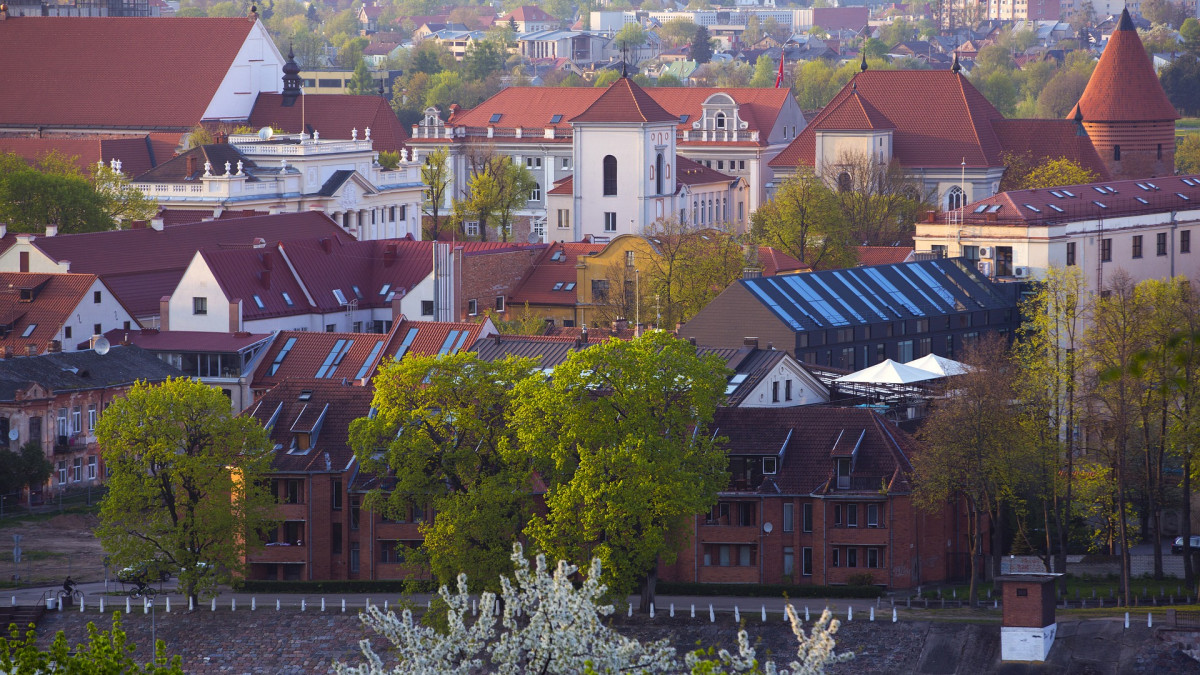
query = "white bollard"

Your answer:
(494, 600), (499, 616)
(670, 603), (674, 618)
(321, 598), (326, 612)
(189, 596), (194, 612)
(690, 604), (695, 618)
(250, 597), (255, 611)
(761, 605), (767, 622)
(1148, 612), (1153, 628)
(628, 604), (632, 617)
(342, 599), (346, 613)
(1124, 612), (1129, 629)
(80, 597), (84, 612)
(276, 599), (280, 611)
(301, 599), (306, 612)
(870, 607), (875, 622)
(165, 597), (170, 613)
(892, 607), (897, 623)
(99, 598), (105, 613)
(734, 605), (740, 622)
(211, 598), (215, 612)
(847, 606), (852, 621)
(126, 598), (131, 614)
(365, 598), (370, 610)
(144, 599), (148, 614)
(805, 606), (810, 622)
(231, 598), (236, 611)
(649, 603), (655, 618)
(384, 601), (388, 612)
(472, 599), (477, 616)
(709, 604), (715, 622)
